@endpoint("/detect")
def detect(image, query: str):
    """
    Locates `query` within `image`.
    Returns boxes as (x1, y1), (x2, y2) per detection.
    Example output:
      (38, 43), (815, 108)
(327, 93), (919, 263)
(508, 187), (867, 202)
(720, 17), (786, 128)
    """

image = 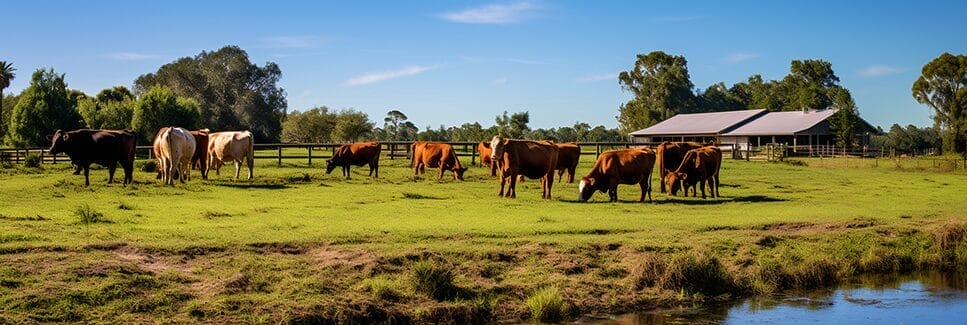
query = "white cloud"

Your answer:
(724, 52), (759, 64)
(259, 36), (323, 49)
(576, 73), (616, 83)
(859, 65), (902, 77)
(441, 1), (540, 24)
(345, 65), (437, 86)
(493, 78), (508, 84)
(107, 52), (160, 61)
